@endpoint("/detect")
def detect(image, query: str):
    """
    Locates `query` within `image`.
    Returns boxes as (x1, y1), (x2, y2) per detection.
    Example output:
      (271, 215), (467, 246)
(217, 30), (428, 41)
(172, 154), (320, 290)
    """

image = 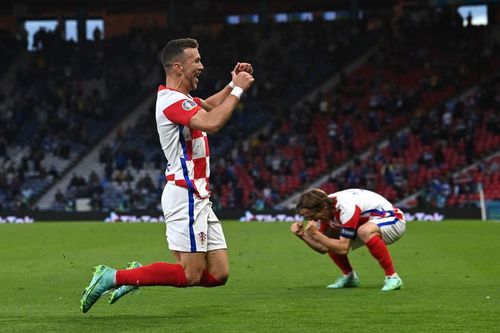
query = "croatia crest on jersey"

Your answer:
(182, 100), (197, 111)
(198, 231), (207, 246)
